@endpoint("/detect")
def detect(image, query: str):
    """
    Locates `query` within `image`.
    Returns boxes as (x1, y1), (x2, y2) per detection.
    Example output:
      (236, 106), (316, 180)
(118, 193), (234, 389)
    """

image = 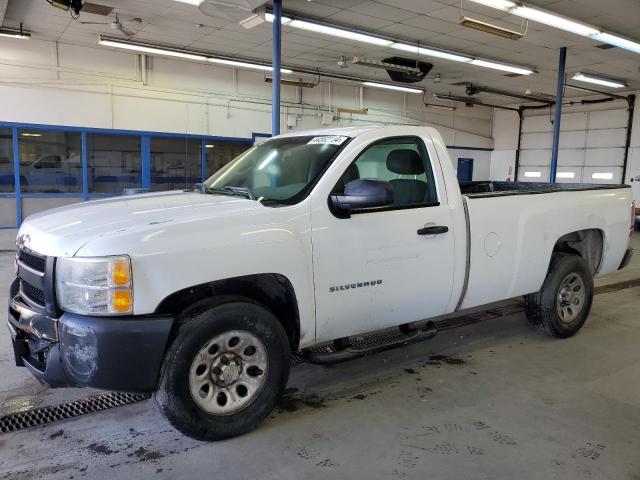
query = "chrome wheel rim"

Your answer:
(188, 330), (268, 415)
(556, 273), (586, 324)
